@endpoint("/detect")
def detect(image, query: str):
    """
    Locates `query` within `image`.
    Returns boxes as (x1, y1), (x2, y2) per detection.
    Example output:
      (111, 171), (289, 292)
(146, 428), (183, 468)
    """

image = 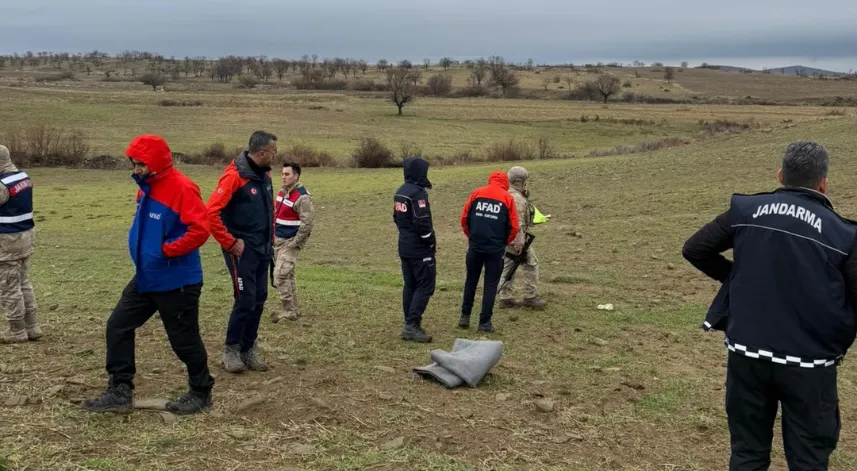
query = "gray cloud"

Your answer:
(1, 0), (856, 71)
